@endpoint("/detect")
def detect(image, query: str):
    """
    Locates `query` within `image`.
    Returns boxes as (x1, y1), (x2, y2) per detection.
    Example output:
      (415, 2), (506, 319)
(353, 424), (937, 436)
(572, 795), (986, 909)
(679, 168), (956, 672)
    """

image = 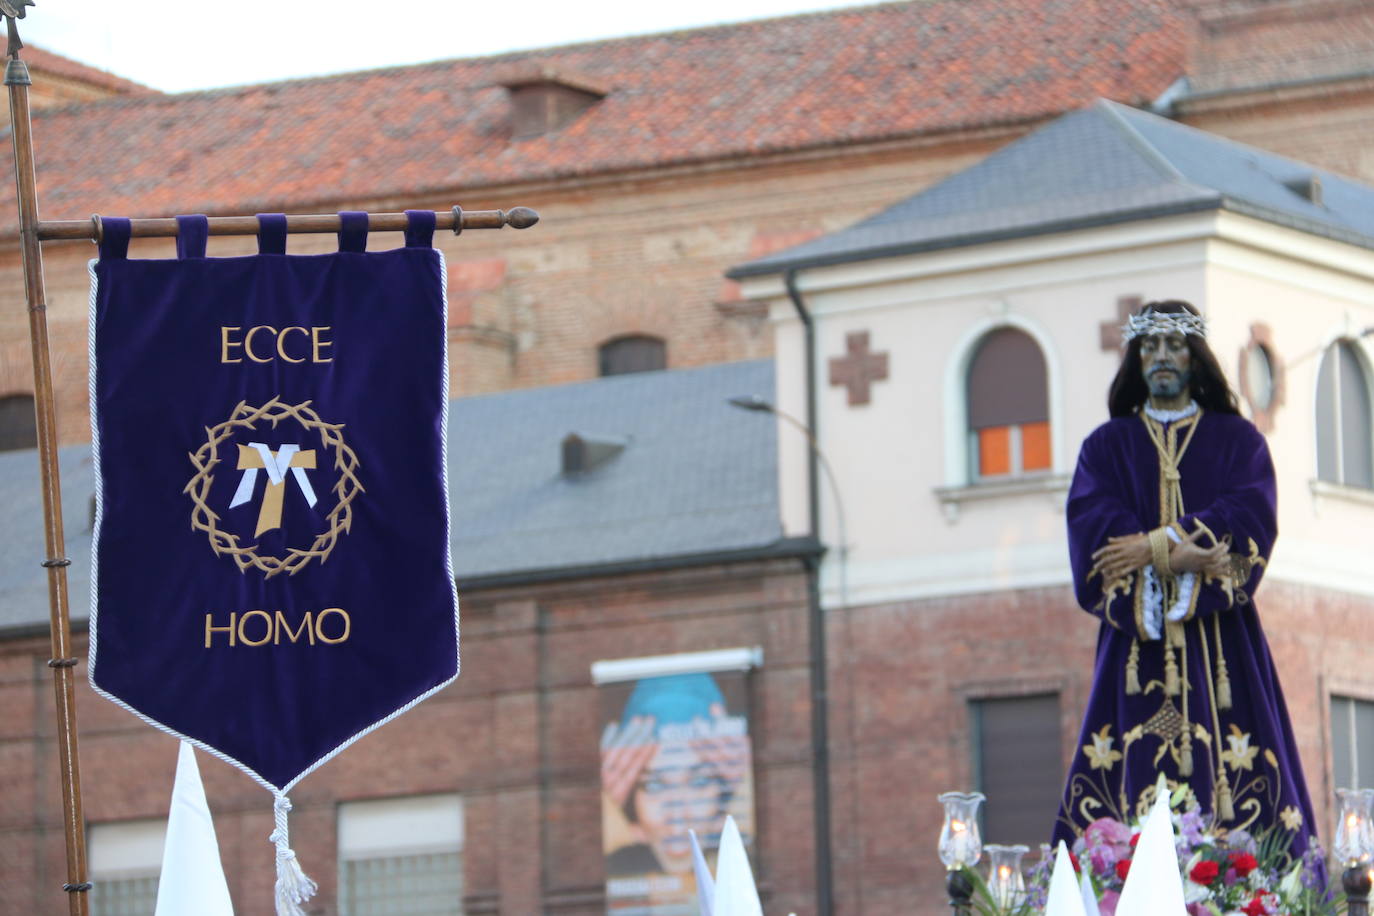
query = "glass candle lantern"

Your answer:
(937, 791), (986, 870)
(984, 843), (1029, 910)
(1335, 787), (1374, 867)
